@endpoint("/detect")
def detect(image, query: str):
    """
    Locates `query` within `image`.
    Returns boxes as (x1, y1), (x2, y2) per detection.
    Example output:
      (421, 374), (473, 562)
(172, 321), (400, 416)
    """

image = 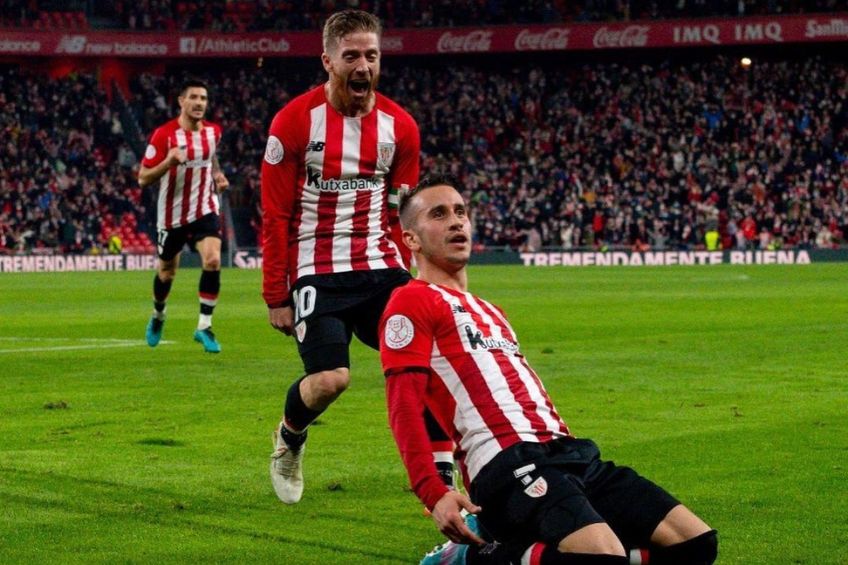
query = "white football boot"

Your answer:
(270, 426), (305, 504)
